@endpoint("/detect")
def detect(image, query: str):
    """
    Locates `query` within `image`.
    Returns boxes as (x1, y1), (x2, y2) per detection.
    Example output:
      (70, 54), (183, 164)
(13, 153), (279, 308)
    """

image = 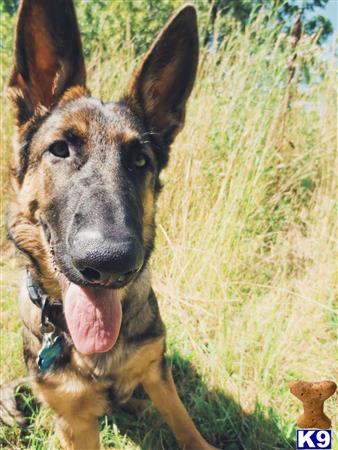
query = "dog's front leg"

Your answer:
(34, 375), (106, 450)
(142, 360), (219, 450)
(56, 414), (100, 450)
